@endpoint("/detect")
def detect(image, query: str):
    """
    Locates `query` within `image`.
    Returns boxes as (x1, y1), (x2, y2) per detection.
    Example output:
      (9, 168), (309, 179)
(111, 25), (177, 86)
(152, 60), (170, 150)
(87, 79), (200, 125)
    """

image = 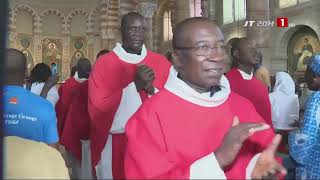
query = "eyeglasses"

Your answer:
(175, 44), (227, 56)
(127, 26), (147, 33)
